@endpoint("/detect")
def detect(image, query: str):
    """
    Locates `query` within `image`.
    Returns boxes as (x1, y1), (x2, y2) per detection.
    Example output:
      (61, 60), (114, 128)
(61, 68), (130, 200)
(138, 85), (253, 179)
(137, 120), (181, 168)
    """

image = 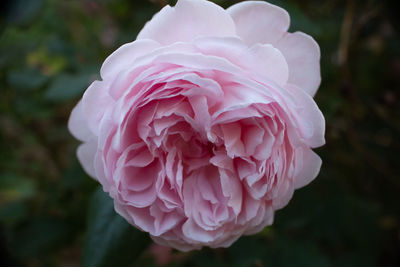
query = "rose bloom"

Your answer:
(69, 0), (325, 251)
